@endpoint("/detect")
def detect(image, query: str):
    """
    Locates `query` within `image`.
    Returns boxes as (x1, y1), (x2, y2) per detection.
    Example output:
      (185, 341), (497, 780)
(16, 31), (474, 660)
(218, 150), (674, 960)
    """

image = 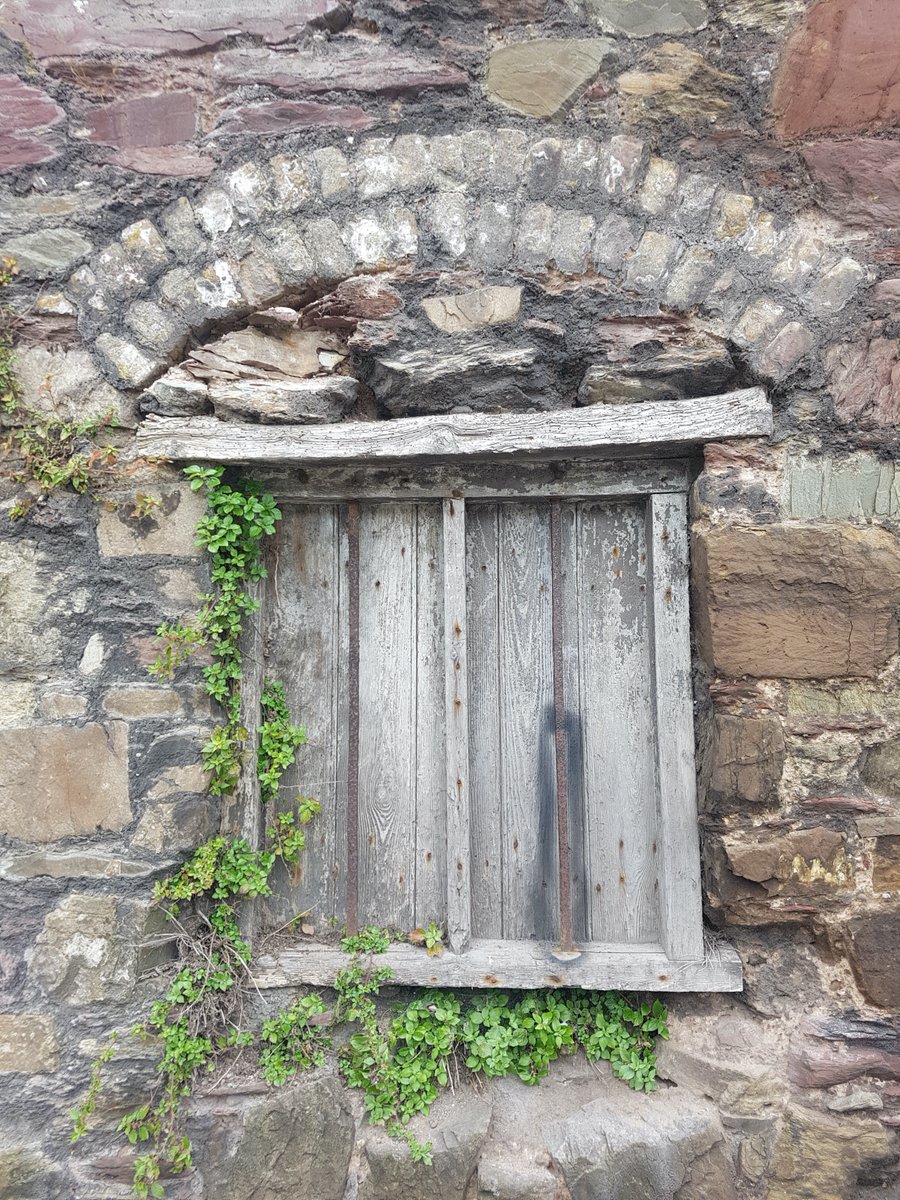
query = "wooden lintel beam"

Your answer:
(135, 388), (772, 466)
